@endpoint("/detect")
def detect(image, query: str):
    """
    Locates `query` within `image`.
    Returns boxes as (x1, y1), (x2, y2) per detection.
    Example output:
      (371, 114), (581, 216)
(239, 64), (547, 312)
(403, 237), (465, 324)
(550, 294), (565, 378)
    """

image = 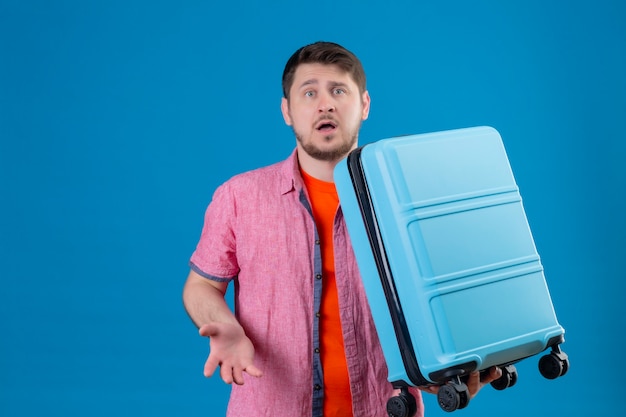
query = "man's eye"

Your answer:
(333, 88), (346, 95)
(305, 91), (315, 97)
